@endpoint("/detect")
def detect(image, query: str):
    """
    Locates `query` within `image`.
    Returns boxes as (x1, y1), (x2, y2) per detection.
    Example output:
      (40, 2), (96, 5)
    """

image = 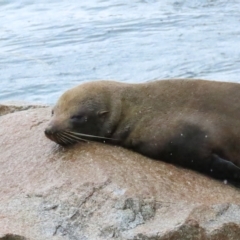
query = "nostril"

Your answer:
(44, 127), (53, 136)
